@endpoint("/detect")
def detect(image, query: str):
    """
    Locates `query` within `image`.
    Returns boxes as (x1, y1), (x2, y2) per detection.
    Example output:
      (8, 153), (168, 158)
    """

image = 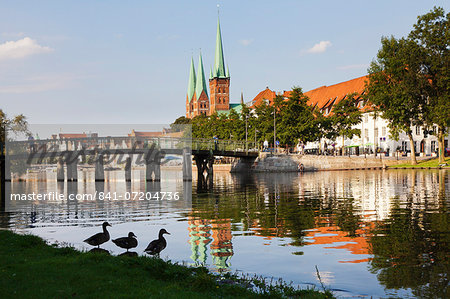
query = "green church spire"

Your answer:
(213, 16), (228, 78)
(187, 56), (196, 101)
(195, 52), (208, 99)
